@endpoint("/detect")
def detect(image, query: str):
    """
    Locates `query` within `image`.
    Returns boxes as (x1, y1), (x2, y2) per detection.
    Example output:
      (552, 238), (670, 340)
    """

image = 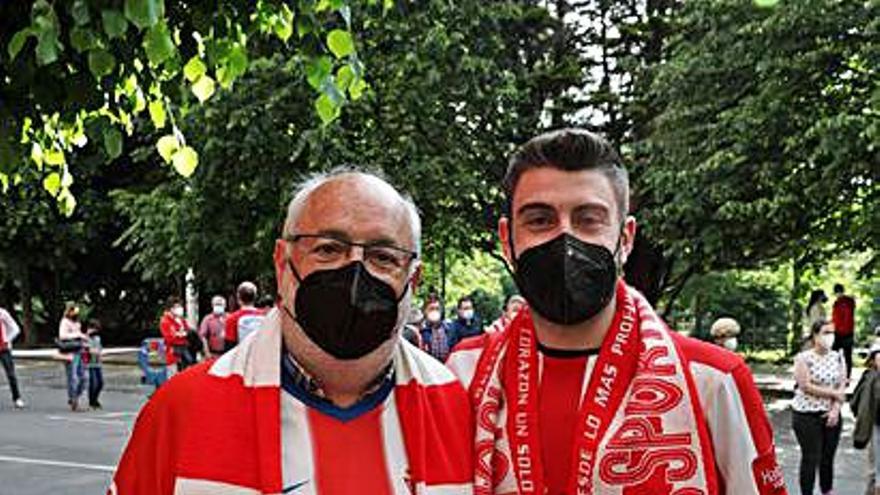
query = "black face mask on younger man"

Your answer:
(512, 233), (618, 326)
(285, 261), (406, 360)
